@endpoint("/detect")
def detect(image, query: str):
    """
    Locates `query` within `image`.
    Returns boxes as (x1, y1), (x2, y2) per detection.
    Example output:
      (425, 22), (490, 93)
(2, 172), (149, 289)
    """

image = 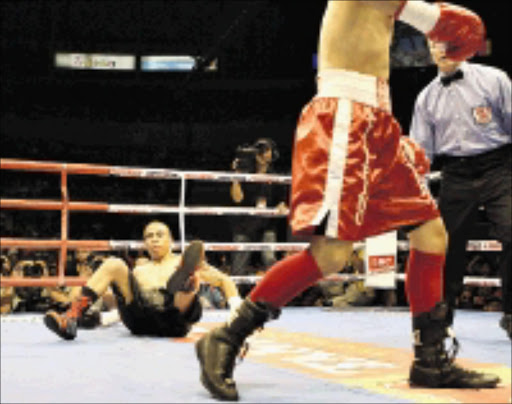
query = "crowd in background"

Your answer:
(0, 144), (504, 316)
(0, 241), (503, 316)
